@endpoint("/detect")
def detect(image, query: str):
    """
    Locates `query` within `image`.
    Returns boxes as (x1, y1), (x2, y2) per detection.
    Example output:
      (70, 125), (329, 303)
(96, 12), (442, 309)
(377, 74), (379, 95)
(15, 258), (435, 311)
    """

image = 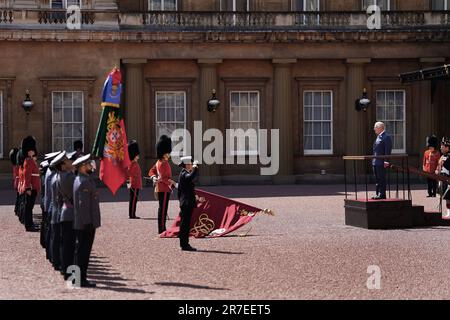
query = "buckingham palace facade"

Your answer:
(0, 0), (449, 185)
